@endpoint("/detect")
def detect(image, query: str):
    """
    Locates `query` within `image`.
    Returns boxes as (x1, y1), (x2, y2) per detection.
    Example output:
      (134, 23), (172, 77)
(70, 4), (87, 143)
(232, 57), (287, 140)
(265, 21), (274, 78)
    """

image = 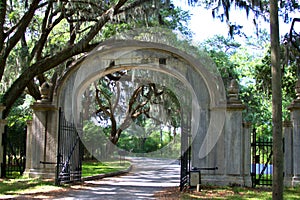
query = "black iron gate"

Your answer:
(180, 112), (191, 191)
(251, 128), (273, 187)
(56, 108), (83, 185)
(1, 125), (26, 178)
